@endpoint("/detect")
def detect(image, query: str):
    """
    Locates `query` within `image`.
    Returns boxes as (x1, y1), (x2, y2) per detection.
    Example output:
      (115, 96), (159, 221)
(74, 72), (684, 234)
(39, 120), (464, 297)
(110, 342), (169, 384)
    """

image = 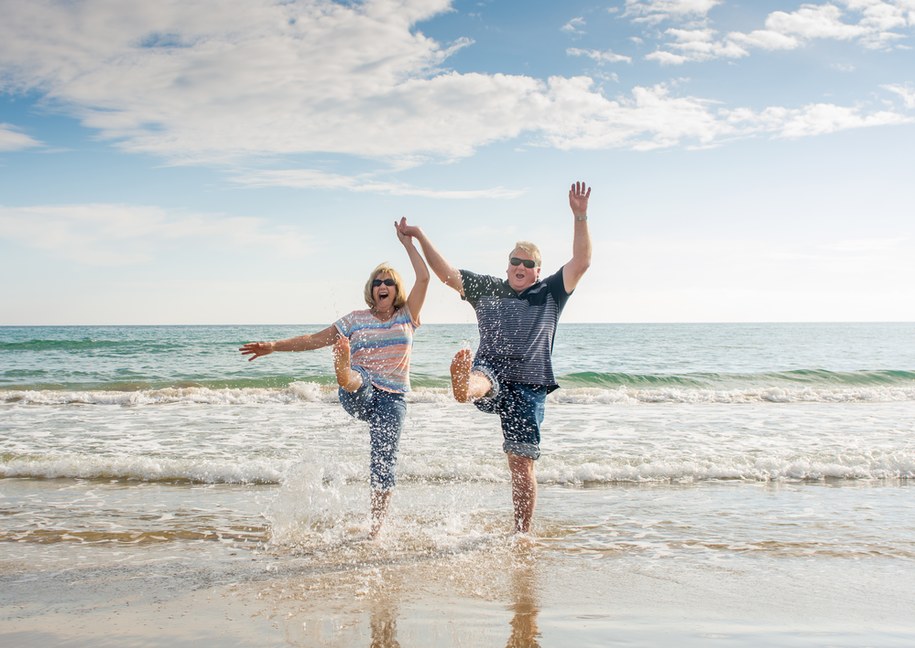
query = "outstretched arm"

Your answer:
(562, 181), (592, 294)
(395, 218), (431, 325)
(239, 325), (339, 361)
(397, 219), (465, 297)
